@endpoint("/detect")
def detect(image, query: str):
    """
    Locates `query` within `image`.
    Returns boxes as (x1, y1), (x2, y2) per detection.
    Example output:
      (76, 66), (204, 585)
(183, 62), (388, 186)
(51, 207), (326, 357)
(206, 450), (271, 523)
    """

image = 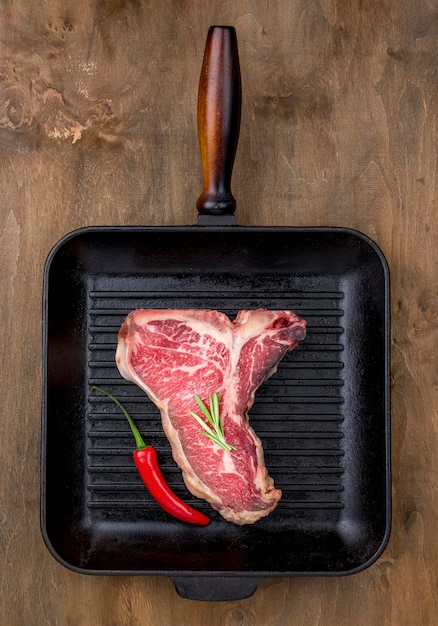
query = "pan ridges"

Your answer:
(86, 280), (346, 523)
